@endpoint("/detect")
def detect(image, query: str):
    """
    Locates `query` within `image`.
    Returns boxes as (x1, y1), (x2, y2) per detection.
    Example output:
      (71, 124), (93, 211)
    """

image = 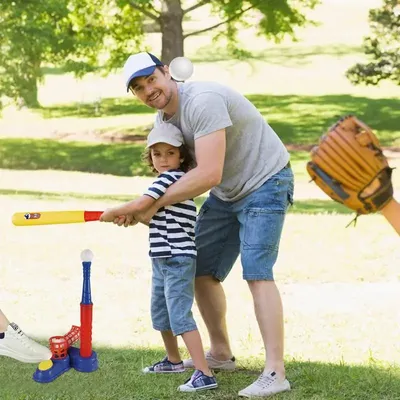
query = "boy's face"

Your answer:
(129, 67), (173, 110)
(150, 143), (182, 173)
